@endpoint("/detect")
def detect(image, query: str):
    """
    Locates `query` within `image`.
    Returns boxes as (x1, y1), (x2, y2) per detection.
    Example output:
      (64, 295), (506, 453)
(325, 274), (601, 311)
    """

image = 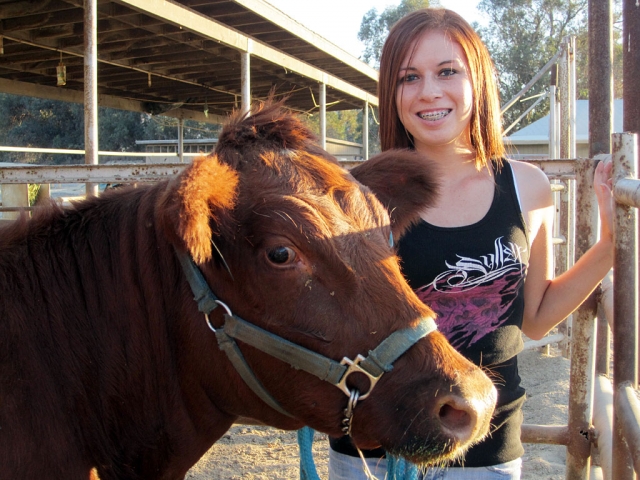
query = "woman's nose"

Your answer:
(420, 76), (443, 101)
